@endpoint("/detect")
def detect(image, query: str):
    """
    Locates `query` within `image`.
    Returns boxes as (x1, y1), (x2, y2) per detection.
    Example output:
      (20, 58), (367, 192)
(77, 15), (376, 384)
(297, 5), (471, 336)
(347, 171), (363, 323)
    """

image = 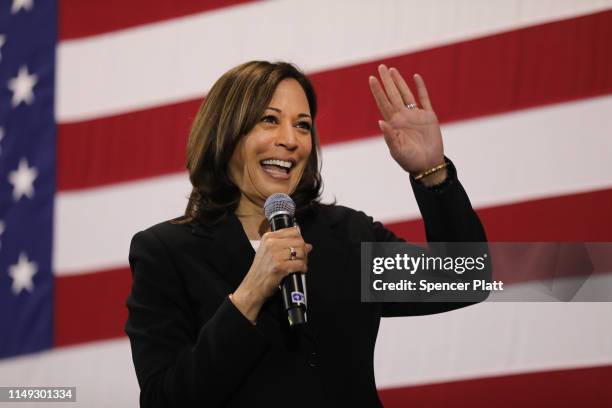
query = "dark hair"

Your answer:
(180, 61), (322, 225)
